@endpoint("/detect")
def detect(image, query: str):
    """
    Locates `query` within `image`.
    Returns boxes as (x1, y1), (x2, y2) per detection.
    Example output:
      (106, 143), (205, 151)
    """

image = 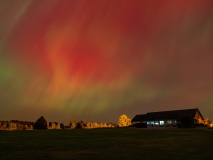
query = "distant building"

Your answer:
(131, 108), (204, 127)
